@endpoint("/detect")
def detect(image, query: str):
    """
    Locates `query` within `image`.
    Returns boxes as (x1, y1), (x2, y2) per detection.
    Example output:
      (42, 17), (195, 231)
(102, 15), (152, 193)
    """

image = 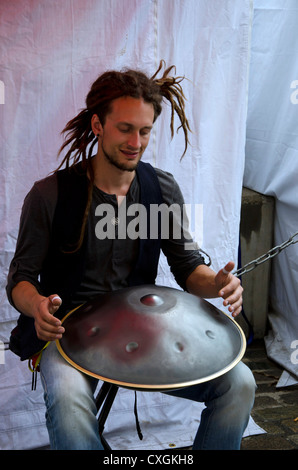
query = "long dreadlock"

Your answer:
(56, 60), (191, 251)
